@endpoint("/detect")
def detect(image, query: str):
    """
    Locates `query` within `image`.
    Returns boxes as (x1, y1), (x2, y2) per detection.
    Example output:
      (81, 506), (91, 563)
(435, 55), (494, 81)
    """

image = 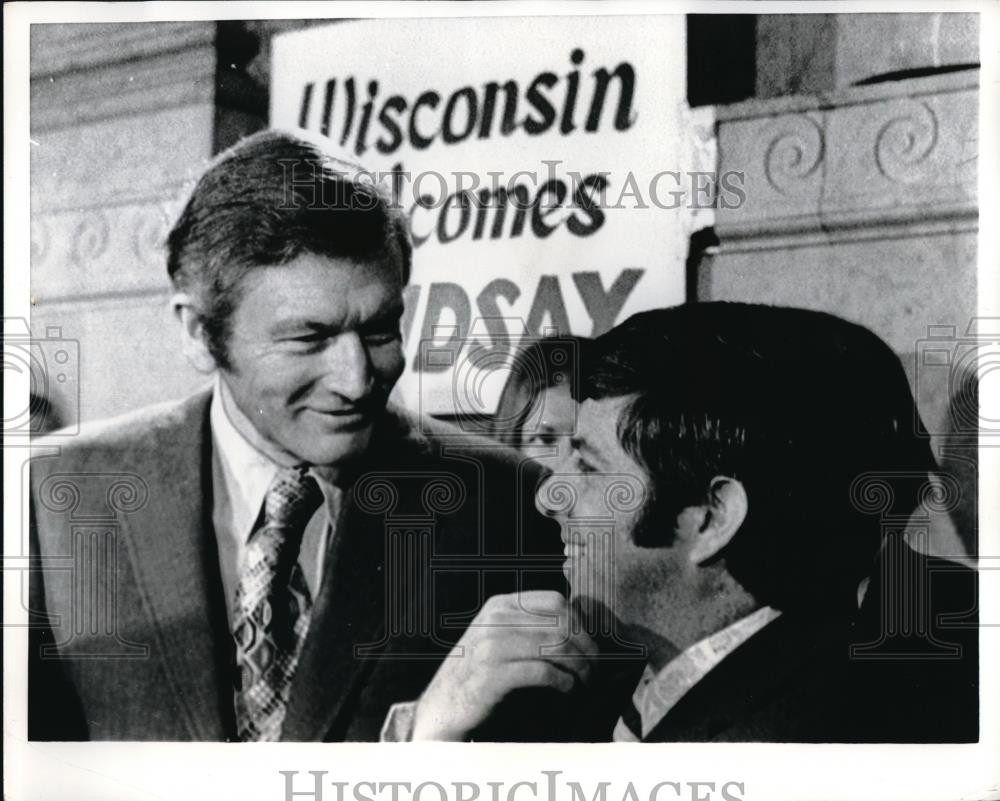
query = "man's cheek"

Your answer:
(255, 365), (311, 402)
